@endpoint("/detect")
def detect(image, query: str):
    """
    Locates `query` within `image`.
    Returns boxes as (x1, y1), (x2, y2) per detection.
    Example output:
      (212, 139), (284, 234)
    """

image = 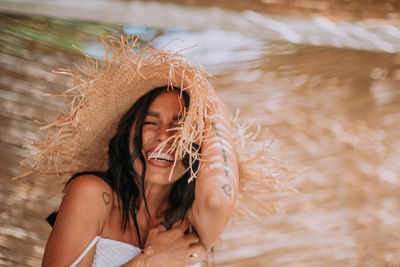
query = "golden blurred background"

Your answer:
(1, 0), (400, 266)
